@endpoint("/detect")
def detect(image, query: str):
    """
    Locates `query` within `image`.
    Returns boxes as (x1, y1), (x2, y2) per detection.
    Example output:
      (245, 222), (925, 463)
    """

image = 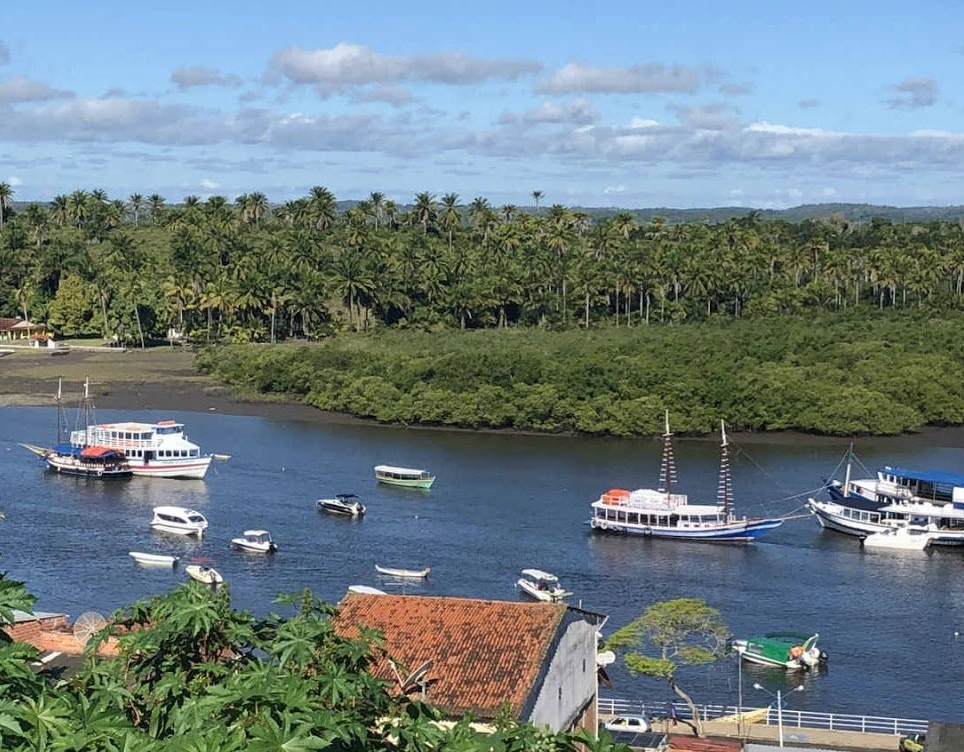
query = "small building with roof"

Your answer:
(334, 592), (606, 734)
